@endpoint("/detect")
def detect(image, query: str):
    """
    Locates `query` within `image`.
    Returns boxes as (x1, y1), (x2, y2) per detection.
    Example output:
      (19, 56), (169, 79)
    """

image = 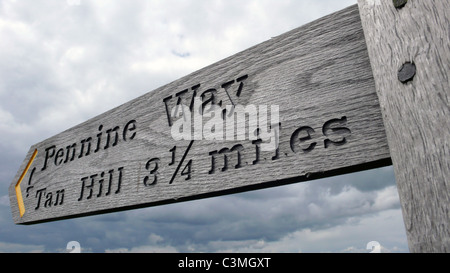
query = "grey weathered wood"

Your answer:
(358, 0), (450, 252)
(9, 5), (391, 225)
